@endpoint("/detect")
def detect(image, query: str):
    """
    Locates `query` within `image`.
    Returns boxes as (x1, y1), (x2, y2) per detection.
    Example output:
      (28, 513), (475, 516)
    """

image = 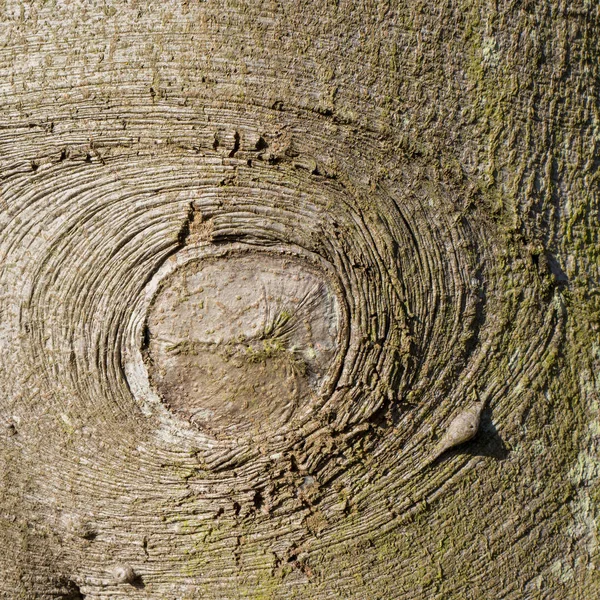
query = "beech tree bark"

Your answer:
(0, 1), (598, 598)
